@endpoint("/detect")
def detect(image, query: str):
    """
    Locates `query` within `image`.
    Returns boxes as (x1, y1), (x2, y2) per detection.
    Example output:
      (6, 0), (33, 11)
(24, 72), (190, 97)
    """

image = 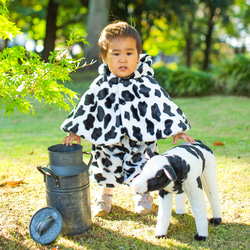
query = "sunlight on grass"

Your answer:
(0, 76), (249, 250)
